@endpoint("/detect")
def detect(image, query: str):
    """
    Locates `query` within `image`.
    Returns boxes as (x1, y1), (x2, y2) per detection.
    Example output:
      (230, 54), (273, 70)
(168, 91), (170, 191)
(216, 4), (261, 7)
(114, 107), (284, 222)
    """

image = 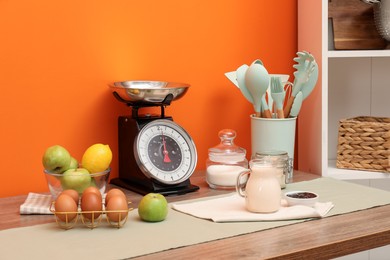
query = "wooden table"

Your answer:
(1, 171), (390, 259)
